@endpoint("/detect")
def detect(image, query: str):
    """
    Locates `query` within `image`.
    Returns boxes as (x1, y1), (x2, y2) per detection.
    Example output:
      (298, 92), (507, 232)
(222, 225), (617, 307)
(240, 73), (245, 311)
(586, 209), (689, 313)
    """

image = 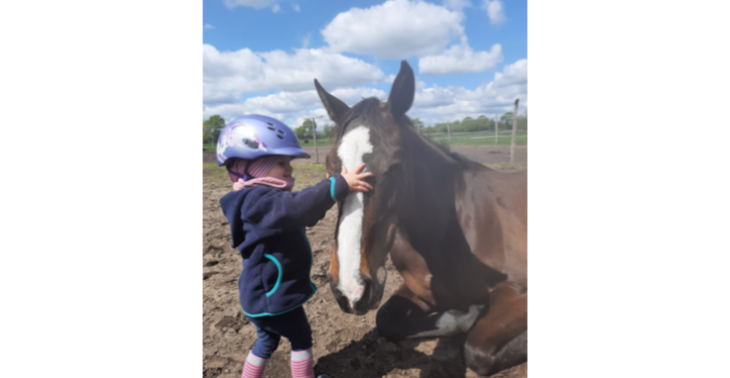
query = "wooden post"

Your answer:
(312, 119), (319, 164)
(495, 116), (499, 145)
(510, 99), (519, 165)
(447, 122), (451, 145)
